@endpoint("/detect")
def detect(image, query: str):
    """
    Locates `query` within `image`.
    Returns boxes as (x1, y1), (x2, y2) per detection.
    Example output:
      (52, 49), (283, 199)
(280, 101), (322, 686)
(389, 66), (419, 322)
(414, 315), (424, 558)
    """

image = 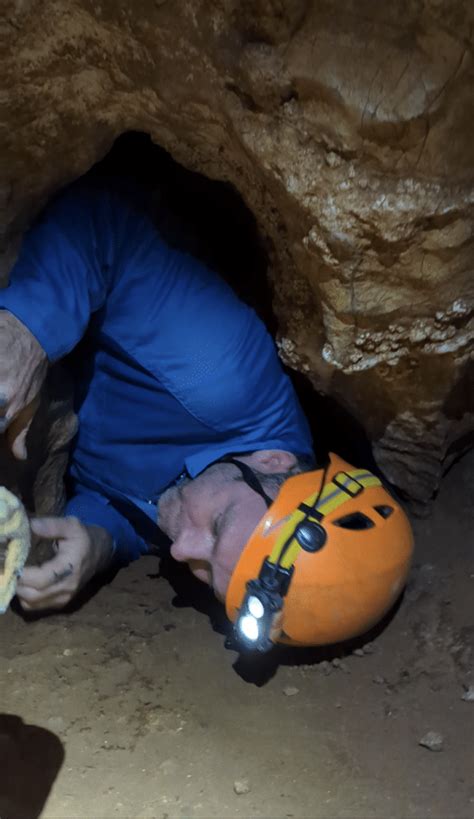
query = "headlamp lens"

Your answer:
(247, 595), (265, 619)
(239, 614), (260, 642)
